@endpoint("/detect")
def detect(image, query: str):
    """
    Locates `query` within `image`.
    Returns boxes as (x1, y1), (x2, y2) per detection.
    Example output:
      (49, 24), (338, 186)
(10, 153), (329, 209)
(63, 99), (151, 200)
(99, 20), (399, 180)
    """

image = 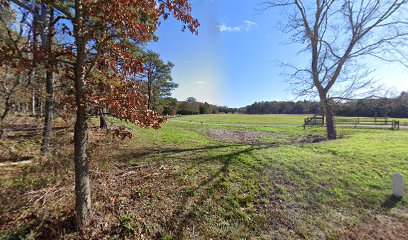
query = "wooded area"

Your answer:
(0, 0), (198, 228)
(241, 92), (408, 118)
